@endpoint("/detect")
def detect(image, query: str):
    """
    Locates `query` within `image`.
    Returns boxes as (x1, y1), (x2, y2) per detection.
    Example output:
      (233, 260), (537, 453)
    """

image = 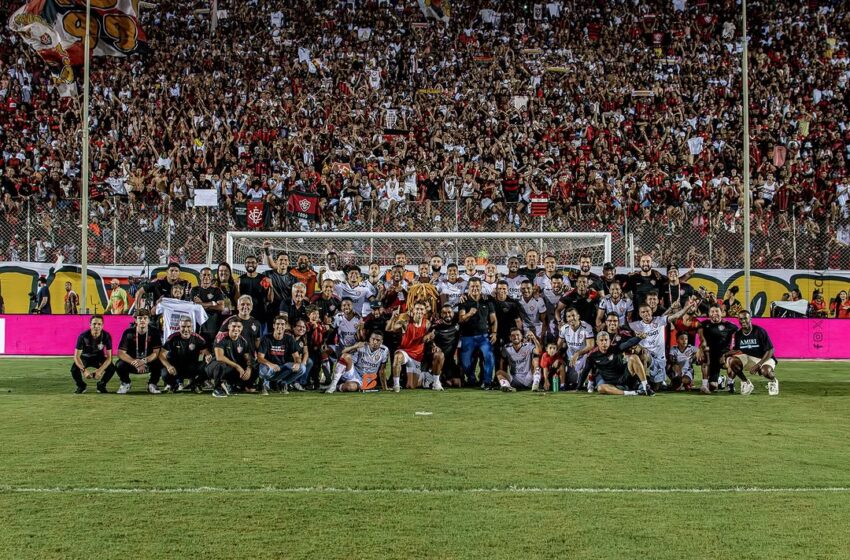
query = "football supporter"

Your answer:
(258, 316), (311, 394)
(830, 291), (850, 318)
(209, 320), (254, 398)
(727, 311), (779, 396)
(63, 282), (79, 315)
(159, 317), (210, 393)
(580, 332), (653, 397)
(697, 305), (738, 393)
(326, 331), (389, 394)
(496, 329), (542, 393)
(70, 315), (116, 394)
(114, 310), (163, 394)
